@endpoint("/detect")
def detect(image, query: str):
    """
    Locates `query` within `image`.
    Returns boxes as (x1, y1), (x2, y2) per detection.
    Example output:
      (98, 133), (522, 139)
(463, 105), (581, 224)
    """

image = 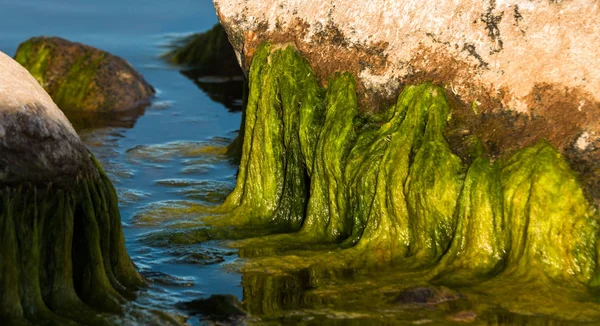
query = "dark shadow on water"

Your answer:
(160, 23), (247, 113)
(181, 69), (246, 112)
(177, 294), (248, 324)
